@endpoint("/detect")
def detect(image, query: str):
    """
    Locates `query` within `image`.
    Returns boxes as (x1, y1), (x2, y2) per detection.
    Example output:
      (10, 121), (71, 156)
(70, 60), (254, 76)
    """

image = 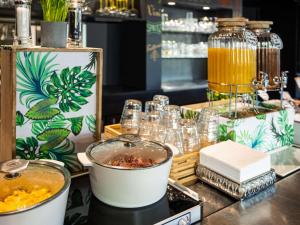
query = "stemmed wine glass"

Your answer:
(96, 0), (105, 15)
(129, 0), (138, 17)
